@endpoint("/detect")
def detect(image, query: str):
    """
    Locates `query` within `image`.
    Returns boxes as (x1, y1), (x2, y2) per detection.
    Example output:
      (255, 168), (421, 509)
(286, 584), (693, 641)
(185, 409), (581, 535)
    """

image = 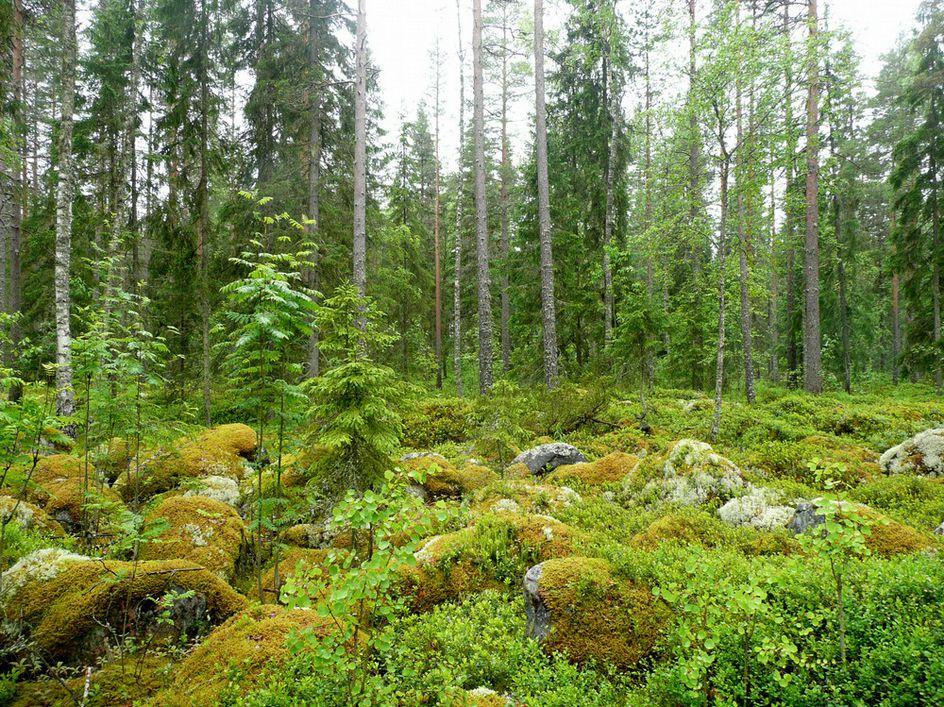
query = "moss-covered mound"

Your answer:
(744, 436), (878, 486)
(139, 495), (247, 579)
(0, 495), (65, 536)
(11, 655), (173, 706)
(280, 522), (327, 548)
(852, 504), (937, 557)
(634, 439), (745, 507)
(152, 606), (336, 706)
(0, 552), (247, 666)
(96, 437), (134, 484)
(402, 513), (584, 612)
(632, 507), (799, 556)
(880, 427), (944, 477)
(402, 397), (476, 448)
(116, 423), (258, 501)
(40, 477), (124, 537)
(546, 451), (638, 487)
(260, 546), (330, 603)
(470, 479), (581, 516)
(524, 556), (668, 668)
(32, 454), (86, 486)
(401, 453), (498, 499)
